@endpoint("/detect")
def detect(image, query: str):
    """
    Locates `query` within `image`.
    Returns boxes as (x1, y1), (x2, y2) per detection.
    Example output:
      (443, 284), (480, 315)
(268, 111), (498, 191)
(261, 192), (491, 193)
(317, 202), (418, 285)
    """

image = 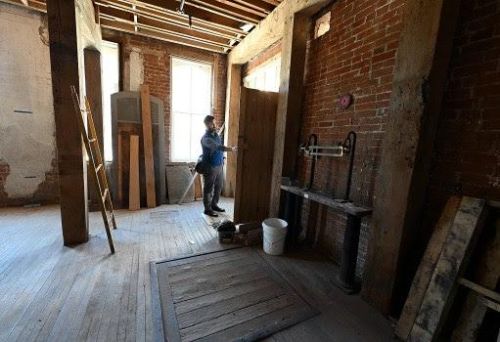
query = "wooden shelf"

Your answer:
(280, 185), (372, 217)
